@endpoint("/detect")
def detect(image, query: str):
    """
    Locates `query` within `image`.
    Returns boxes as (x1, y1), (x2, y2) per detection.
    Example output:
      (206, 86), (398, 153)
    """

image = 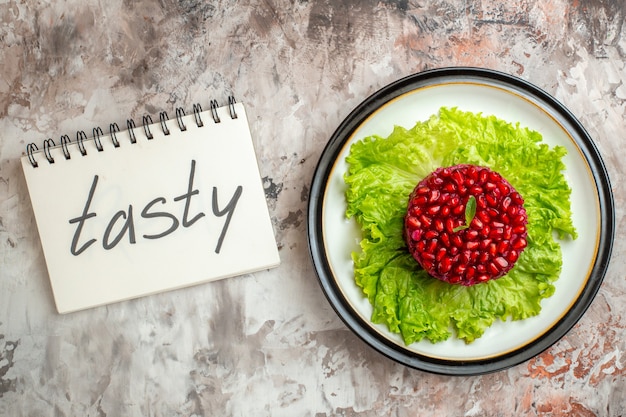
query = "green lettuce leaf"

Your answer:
(344, 107), (576, 344)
